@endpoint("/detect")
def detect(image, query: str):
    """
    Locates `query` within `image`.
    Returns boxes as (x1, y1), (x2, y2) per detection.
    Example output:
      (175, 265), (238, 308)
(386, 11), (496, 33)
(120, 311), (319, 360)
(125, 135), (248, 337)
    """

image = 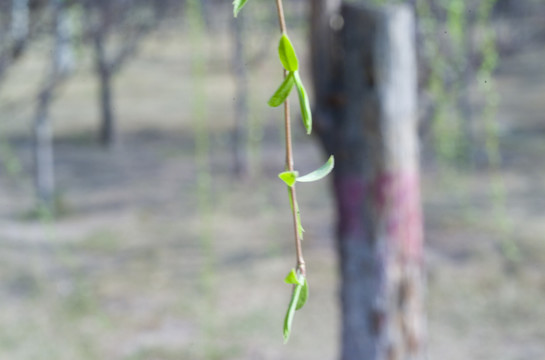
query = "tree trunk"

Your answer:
(98, 66), (114, 146)
(311, 3), (425, 360)
(94, 31), (115, 147)
(33, 87), (55, 212)
(31, 0), (72, 213)
(231, 12), (248, 177)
